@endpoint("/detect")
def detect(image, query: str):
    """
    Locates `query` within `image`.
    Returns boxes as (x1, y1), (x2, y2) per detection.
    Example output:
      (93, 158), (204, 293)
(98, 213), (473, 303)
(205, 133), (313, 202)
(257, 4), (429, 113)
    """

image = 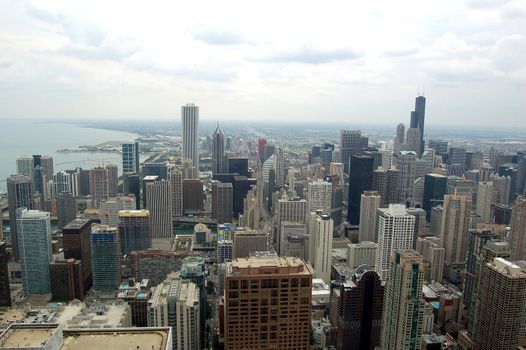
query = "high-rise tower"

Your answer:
(7, 174), (34, 260)
(122, 142), (140, 173)
(348, 155), (374, 225)
(212, 123), (225, 175)
(182, 103), (199, 170)
(410, 95), (426, 155)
